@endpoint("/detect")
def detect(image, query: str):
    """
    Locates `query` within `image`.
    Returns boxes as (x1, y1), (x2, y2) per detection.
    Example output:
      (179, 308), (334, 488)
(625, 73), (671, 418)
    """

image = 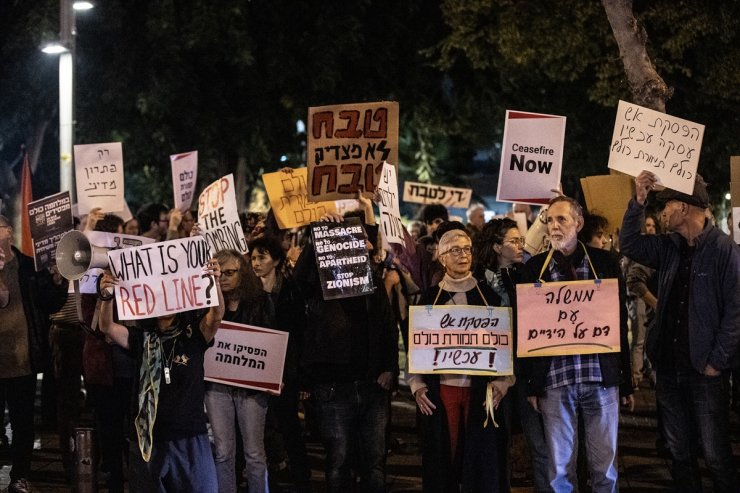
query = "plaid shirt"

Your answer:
(545, 254), (603, 390)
